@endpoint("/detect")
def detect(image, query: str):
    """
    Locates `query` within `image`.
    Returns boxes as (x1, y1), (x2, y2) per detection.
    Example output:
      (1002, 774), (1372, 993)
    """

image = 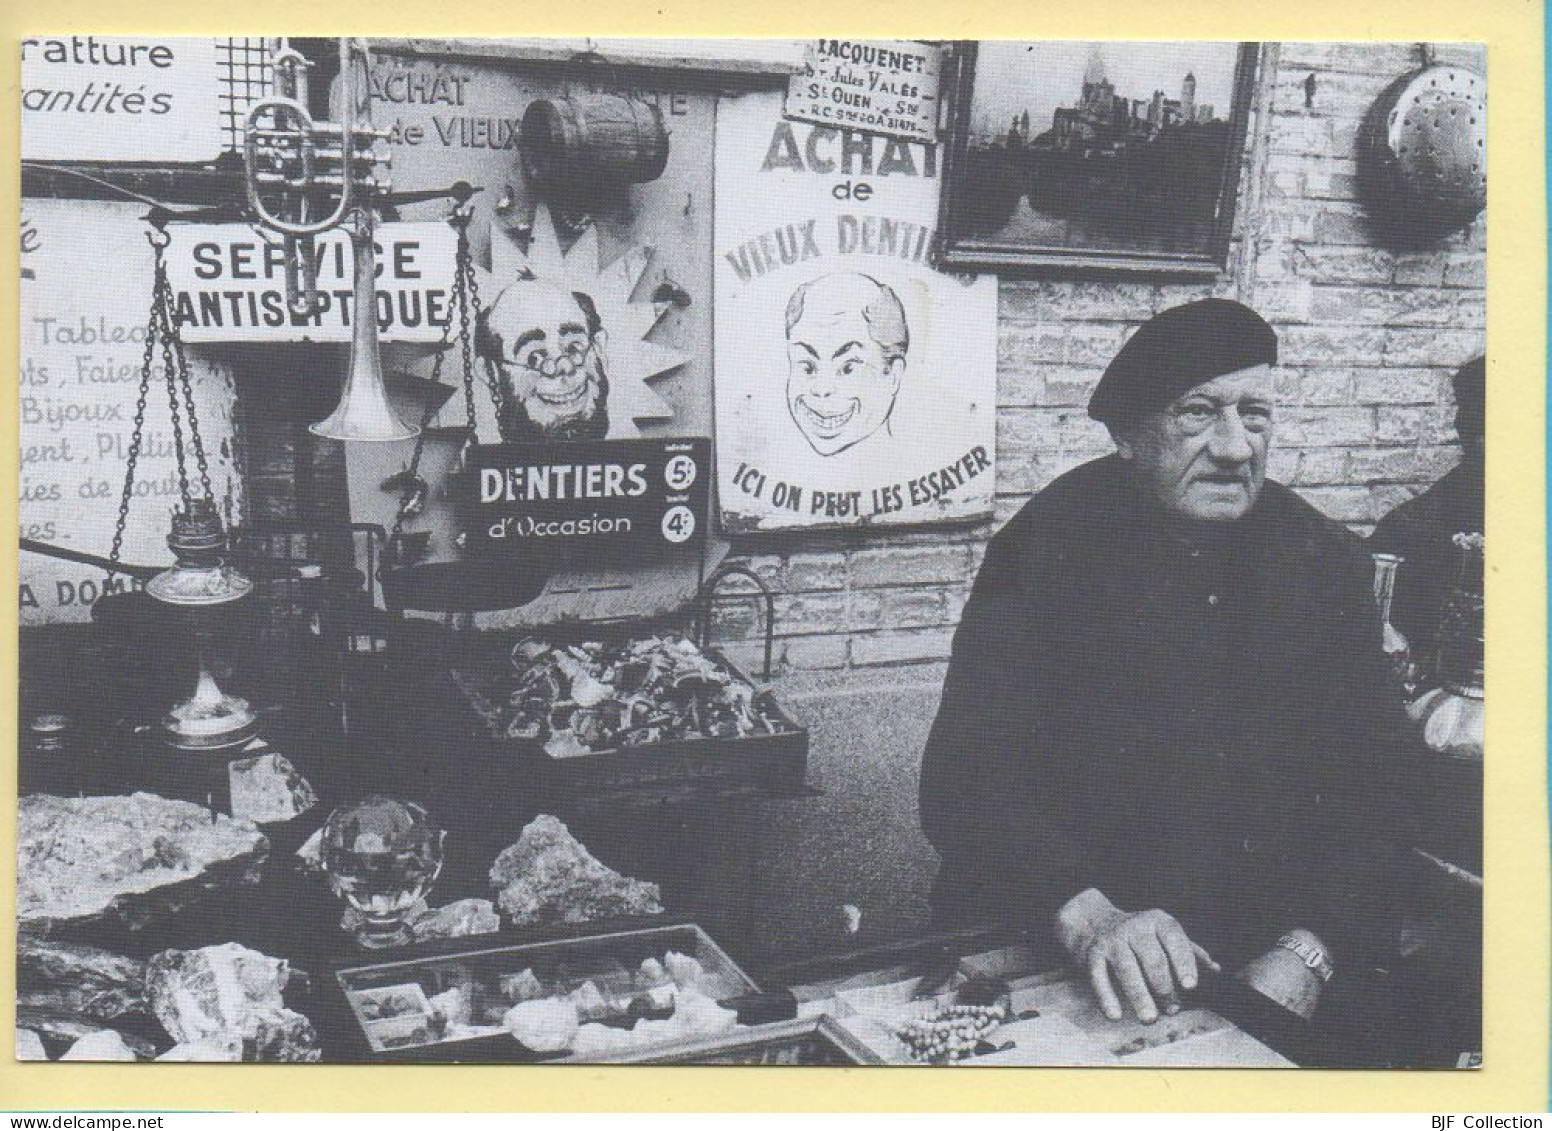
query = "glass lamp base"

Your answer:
(160, 700), (260, 752)
(353, 918), (415, 949)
